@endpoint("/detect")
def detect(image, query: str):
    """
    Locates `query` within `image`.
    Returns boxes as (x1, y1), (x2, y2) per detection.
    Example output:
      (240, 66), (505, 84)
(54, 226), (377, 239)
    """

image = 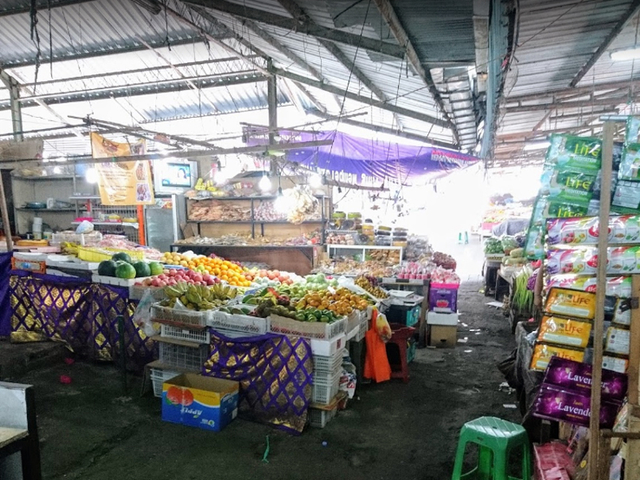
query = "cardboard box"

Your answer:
(429, 284), (458, 313)
(427, 311), (459, 326)
(429, 325), (457, 348)
(162, 373), (239, 432)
